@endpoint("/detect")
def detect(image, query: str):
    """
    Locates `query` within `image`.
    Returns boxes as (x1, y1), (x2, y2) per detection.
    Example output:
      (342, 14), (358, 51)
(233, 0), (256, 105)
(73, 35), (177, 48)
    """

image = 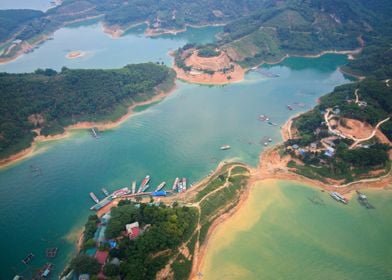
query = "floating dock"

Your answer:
(356, 190), (374, 209)
(22, 253), (34, 265)
(46, 247), (58, 258)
